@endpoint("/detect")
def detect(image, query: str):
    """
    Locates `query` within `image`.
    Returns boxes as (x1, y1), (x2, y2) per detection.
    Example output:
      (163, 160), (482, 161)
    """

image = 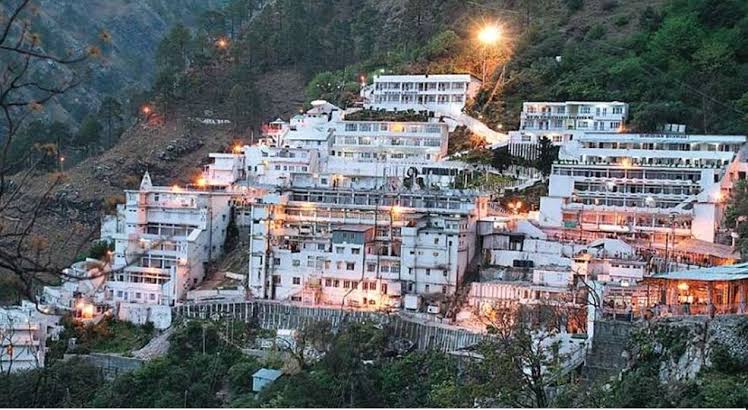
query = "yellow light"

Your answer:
(391, 205), (402, 216)
(232, 144), (243, 154)
(171, 185), (182, 192)
(515, 201), (522, 208)
(621, 158), (632, 169)
(477, 25), (501, 45)
(714, 192), (722, 202)
(216, 38), (228, 49)
(390, 123), (404, 133)
(196, 177), (207, 188)
(141, 105), (151, 114)
(677, 282), (689, 291)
